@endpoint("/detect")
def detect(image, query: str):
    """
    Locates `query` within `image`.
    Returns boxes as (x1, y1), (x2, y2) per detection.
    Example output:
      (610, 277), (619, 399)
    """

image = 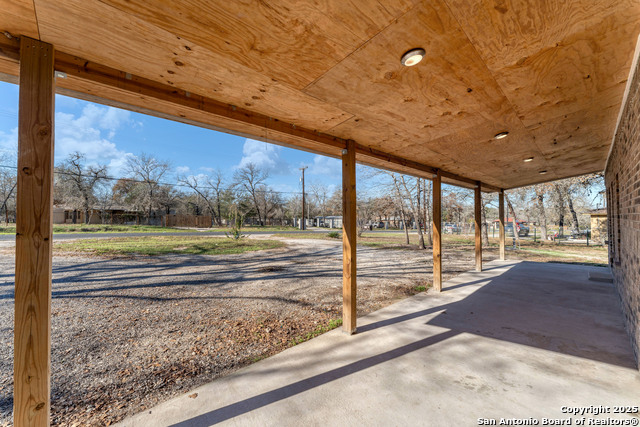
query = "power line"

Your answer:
(0, 163), (304, 196)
